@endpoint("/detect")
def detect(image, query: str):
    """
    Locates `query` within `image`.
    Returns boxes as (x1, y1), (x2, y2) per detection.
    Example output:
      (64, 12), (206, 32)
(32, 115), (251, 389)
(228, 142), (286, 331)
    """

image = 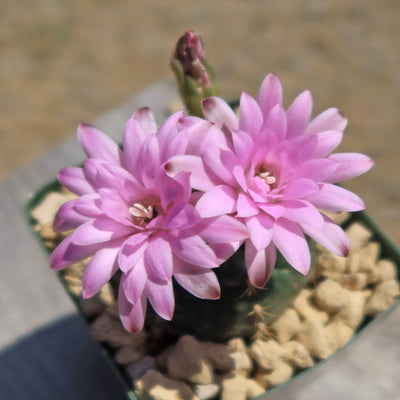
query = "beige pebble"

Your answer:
(229, 351), (253, 376)
(318, 250), (347, 277)
(135, 369), (199, 400)
(345, 251), (361, 274)
(220, 373), (248, 400)
(115, 346), (143, 364)
(246, 378), (266, 398)
(345, 222), (372, 249)
(98, 282), (115, 306)
(335, 290), (369, 330)
(325, 319), (354, 356)
(255, 361), (293, 388)
(313, 279), (348, 313)
(282, 341), (314, 369)
(166, 335), (214, 384)
(249, 340), (285, 370)
(90, 312), (119, 341)
(365, 280), (400, 317)
(340, 273), (369, 291)
(296, 319), (331, 360)
(202, 342), (233, 371)
(375, 259), (398, 283)
(293, 289), (329, 324)
(194, 383), (220, 400)
(358, 242), (380, 274)
(271, 308), (301, 344)
(31, 191), (76, 227)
